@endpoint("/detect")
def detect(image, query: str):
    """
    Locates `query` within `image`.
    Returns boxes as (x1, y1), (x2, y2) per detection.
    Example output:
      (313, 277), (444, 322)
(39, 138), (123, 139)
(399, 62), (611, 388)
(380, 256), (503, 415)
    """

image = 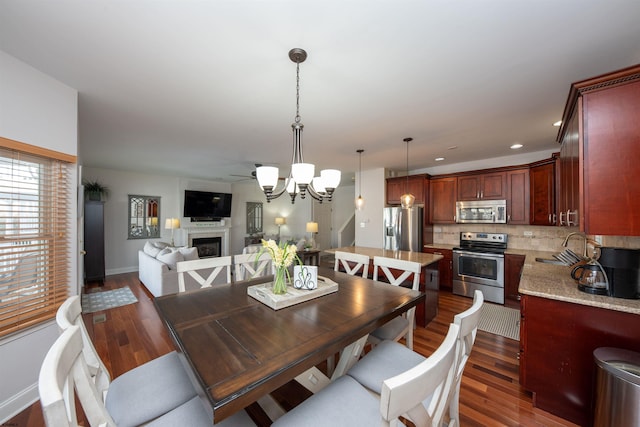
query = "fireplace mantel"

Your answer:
(185, 224), (230, 257)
